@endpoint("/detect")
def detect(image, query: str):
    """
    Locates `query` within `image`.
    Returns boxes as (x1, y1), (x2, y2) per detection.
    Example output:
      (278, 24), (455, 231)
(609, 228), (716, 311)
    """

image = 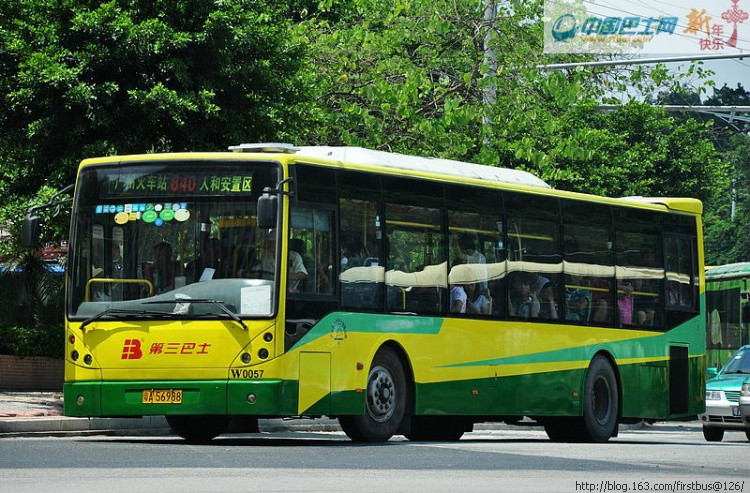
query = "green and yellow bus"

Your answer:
(27, 144), (705, 443)
(705, 263), (750, 370)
